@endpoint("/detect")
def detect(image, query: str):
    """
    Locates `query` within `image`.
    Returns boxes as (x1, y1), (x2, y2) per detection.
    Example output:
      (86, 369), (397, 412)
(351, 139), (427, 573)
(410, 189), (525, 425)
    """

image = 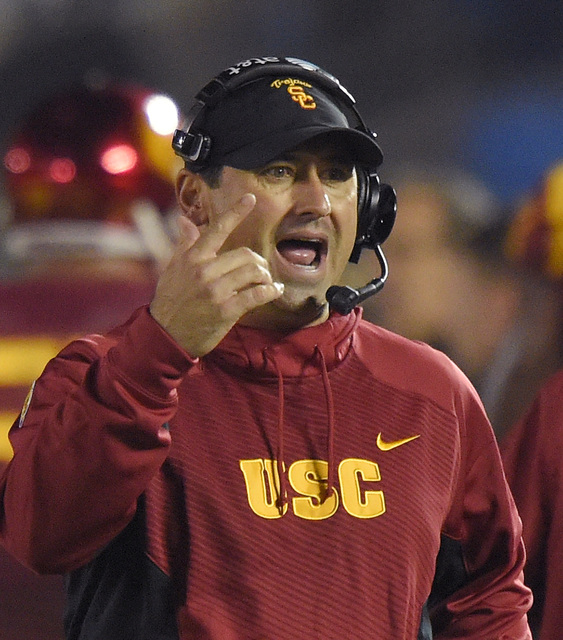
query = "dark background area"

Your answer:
(0, 0), (561, 214)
